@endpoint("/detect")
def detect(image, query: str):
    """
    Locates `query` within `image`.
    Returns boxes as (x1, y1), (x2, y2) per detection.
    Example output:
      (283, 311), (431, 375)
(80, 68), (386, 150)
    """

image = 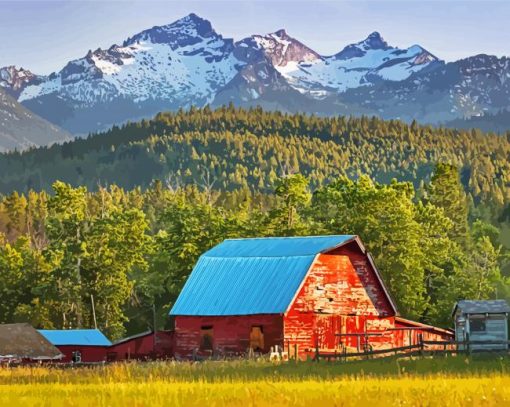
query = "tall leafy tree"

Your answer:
(312, 176), (427, 318)
(271, 174), (311, 236)
(45, 181), (89, 328)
